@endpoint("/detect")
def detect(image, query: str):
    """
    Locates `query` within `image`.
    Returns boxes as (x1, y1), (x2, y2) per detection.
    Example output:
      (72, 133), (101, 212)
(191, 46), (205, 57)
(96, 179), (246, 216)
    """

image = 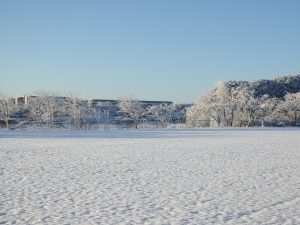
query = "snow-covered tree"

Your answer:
(235, 89), (259, 126)
(171, 104), (187, 124)
(193, 81), (234, 127)
(148, 103), (176, 128)
(276, 92), (300, 125)
(195, 90), (221, 126)
(0, 91), (19, 128)
(28, 90), (64, 129)
(62, 91), (85, 130)
(117, 95), (146, 129)
(185, 105), (202, 127)
(256, 94), (278, 126)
